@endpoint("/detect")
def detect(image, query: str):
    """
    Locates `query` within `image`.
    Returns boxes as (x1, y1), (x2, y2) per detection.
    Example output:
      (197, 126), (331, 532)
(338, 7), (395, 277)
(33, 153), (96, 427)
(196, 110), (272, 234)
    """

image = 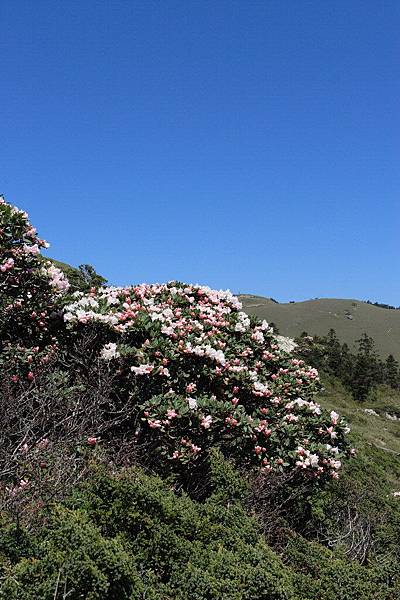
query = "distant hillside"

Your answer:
(240, 295), (400, 361)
